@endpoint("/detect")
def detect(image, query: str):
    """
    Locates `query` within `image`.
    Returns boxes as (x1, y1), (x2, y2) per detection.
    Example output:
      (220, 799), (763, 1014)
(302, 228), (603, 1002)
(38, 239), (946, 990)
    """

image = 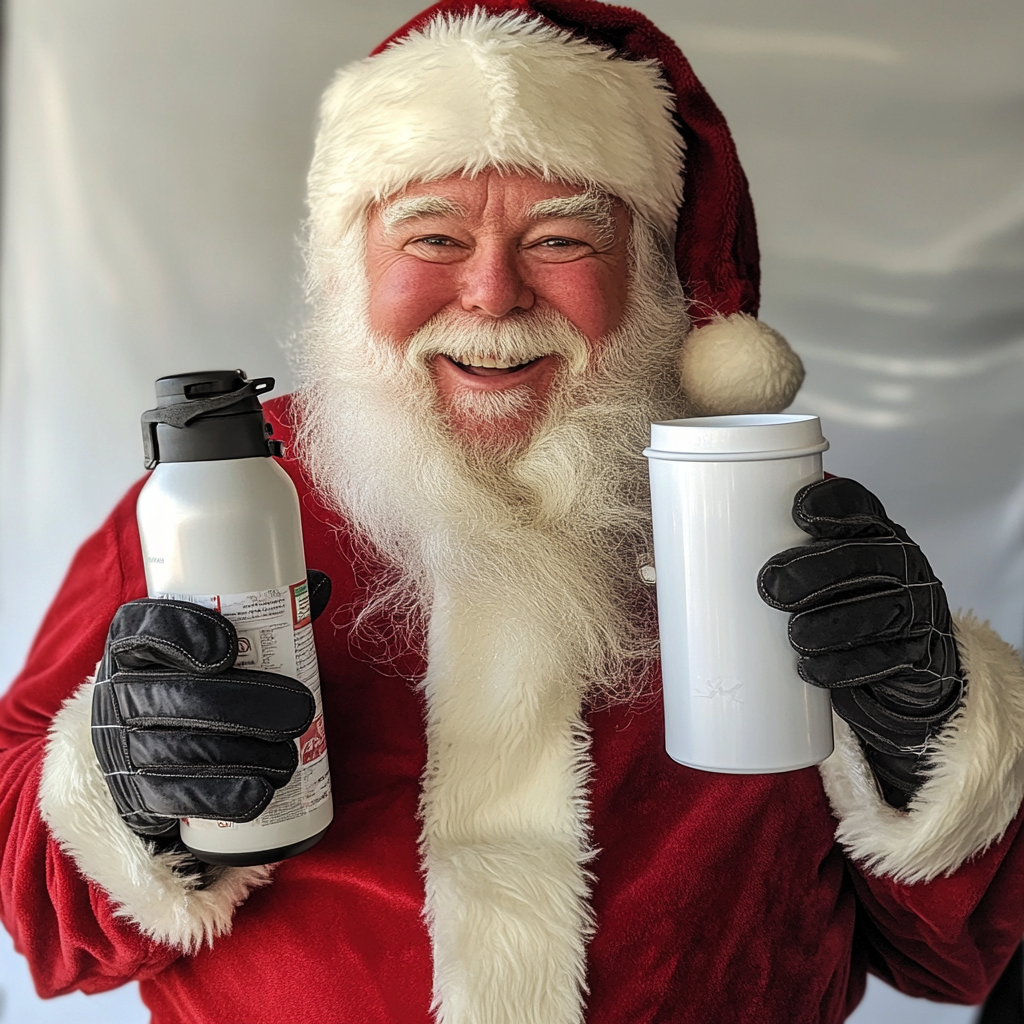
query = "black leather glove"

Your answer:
(758, 479), (963, 808)
(91, 570), (332, 839)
